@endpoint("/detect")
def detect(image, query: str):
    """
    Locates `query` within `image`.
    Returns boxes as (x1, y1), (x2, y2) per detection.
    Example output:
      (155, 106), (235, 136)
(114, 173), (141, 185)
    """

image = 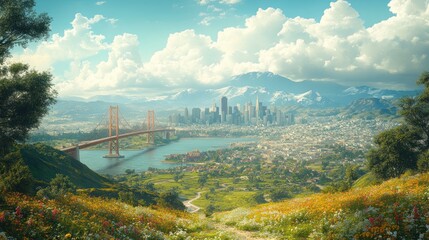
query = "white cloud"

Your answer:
(13, 13), (108, 70)
(388, 0), (429, 17)
(220, 0), (241, 5)
(106, 18), (118, 25)
(197, 0), (241, 5)
(200, 16), (214, 26)
(20, 0), (429, 97)
(142, 30), (223, 86)
(96, 1), (106, 6)
(197, 0), (211, 5)
(216, 8), (286, 60)
(58, 33), (144, 95)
